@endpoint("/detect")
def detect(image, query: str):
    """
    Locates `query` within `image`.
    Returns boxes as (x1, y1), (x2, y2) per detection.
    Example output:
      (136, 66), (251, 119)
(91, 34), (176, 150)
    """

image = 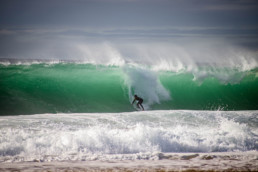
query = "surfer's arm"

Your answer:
(132, 99), (136, 104)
